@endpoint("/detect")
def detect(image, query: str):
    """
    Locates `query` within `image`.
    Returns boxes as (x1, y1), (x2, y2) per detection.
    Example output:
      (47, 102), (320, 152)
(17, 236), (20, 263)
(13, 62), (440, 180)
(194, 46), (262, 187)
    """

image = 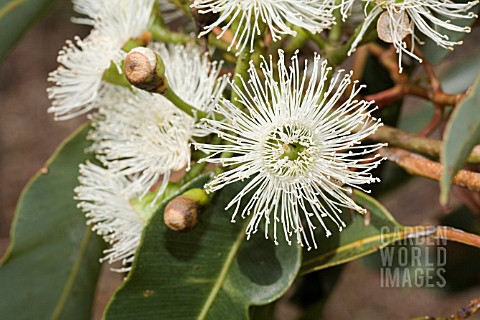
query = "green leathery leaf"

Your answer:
(300, 191), (404, 274)
(104, 178), (302, 320)
(0, 124), (105, 320)
(0, 0), (58, 62)
(440, 73), (480, 205)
